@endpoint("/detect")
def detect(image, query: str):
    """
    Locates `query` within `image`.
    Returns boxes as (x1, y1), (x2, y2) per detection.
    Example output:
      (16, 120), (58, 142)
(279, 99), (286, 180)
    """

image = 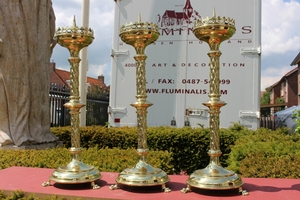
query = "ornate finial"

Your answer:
(55, 15), (94, 40)
(194, 8), (235, 28)
(119, 14), (160, 35)
(73, 15), (77, 27)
